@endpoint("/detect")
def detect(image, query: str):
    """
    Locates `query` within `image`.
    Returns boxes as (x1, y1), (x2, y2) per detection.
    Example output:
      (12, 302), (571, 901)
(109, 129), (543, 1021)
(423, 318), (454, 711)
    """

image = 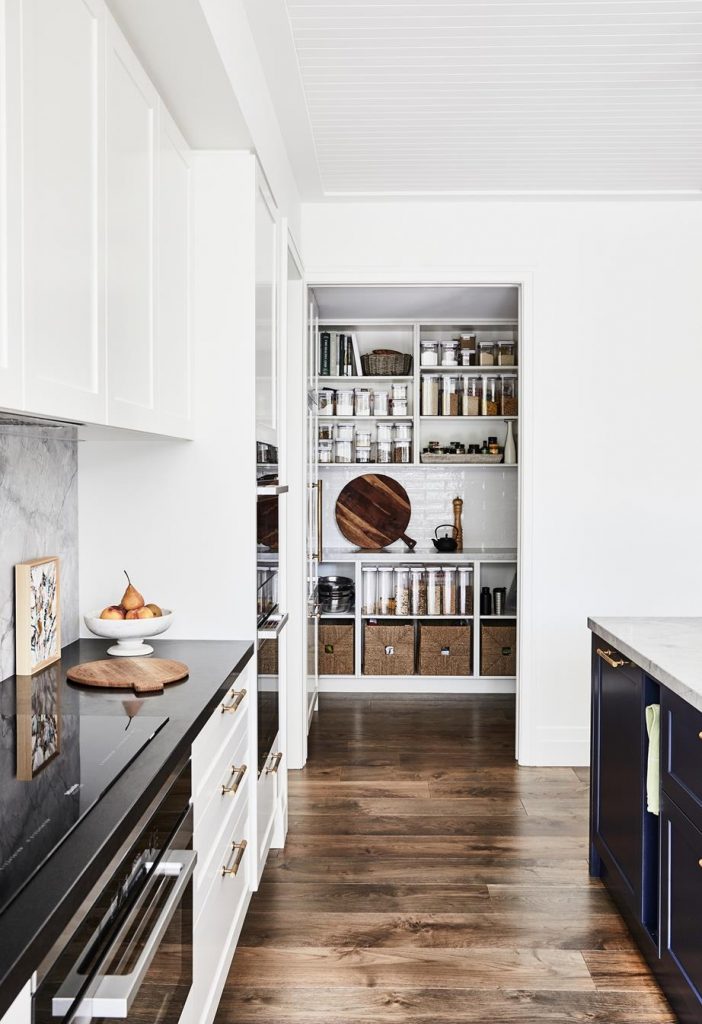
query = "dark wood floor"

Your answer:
(215, 694), (673, 1023)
